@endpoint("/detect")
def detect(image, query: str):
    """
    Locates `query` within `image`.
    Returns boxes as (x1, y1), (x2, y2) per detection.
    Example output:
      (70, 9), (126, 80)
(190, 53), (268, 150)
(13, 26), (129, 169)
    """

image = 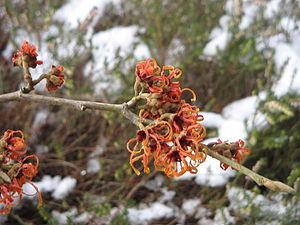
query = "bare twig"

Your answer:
(0, 91), (144, 128)
(205, 146), (296, 194)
